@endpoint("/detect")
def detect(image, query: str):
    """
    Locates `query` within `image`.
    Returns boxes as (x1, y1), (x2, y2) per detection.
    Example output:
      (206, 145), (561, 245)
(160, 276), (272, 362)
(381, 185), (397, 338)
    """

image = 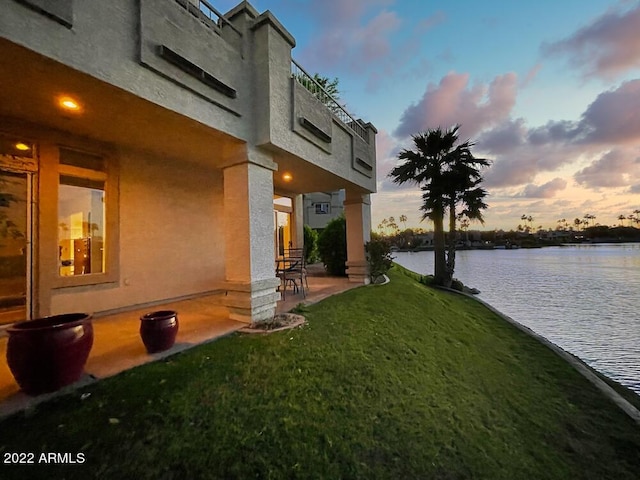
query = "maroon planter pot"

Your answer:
(140, 310), (179, 353)
(6, 313), (94, 395)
